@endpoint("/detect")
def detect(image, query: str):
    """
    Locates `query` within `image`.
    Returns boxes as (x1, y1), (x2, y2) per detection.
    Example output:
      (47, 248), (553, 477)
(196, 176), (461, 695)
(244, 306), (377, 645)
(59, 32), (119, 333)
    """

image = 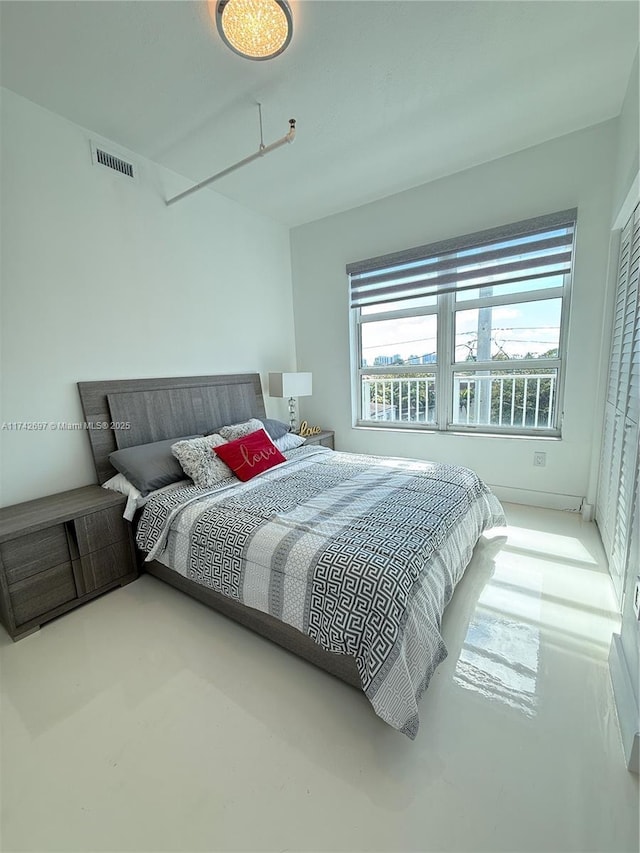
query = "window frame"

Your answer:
(349, 212), (575, 438)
